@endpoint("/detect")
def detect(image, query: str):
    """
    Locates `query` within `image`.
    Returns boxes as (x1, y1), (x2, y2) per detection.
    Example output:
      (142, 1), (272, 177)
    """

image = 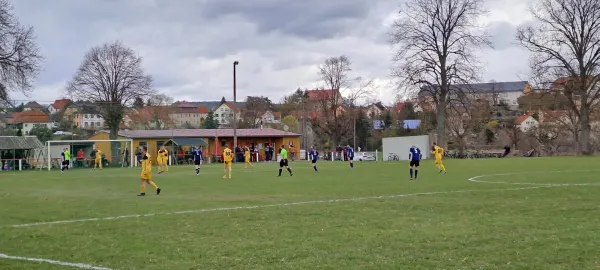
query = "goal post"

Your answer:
(46, 139), (134, 171)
